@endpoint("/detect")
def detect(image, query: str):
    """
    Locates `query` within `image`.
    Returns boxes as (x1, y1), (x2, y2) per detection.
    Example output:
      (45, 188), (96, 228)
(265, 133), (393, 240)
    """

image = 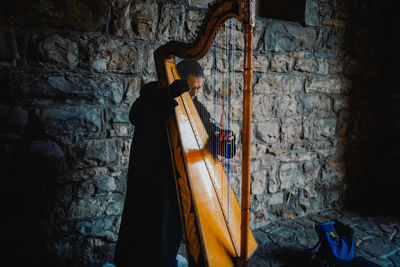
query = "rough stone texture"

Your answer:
(0, 0), (108, 31)
(0, 0), (398, 266)
(245, 209), (400, 267)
